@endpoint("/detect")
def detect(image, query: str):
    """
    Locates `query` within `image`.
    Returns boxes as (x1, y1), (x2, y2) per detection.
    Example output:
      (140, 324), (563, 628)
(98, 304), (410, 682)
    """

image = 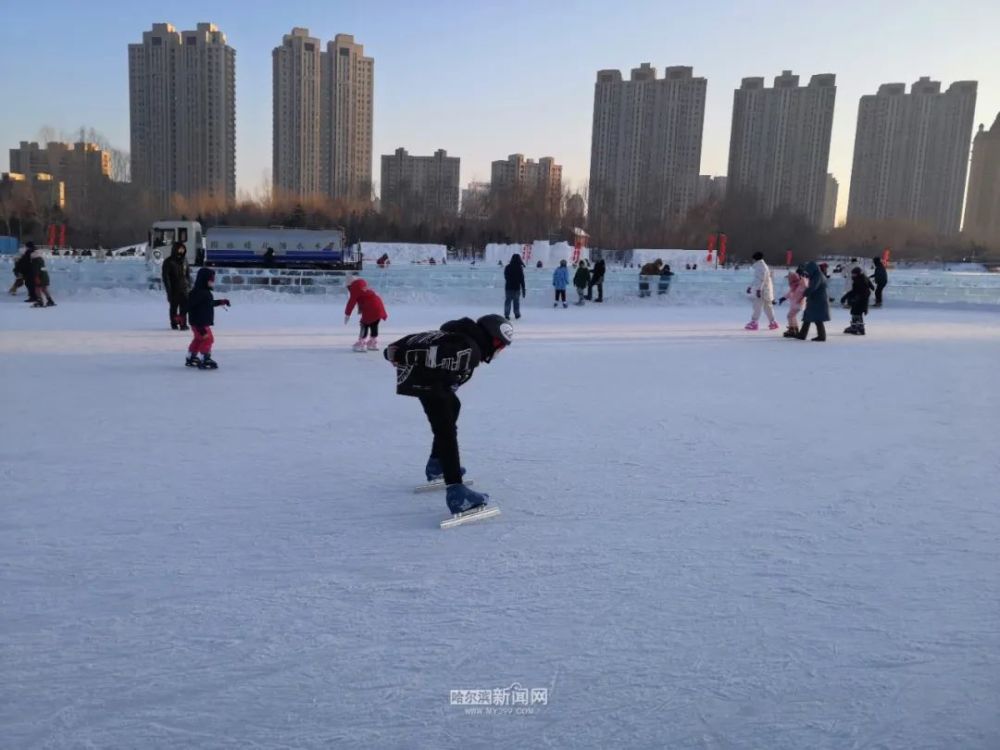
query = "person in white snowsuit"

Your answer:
(745, 251), (778, 330)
